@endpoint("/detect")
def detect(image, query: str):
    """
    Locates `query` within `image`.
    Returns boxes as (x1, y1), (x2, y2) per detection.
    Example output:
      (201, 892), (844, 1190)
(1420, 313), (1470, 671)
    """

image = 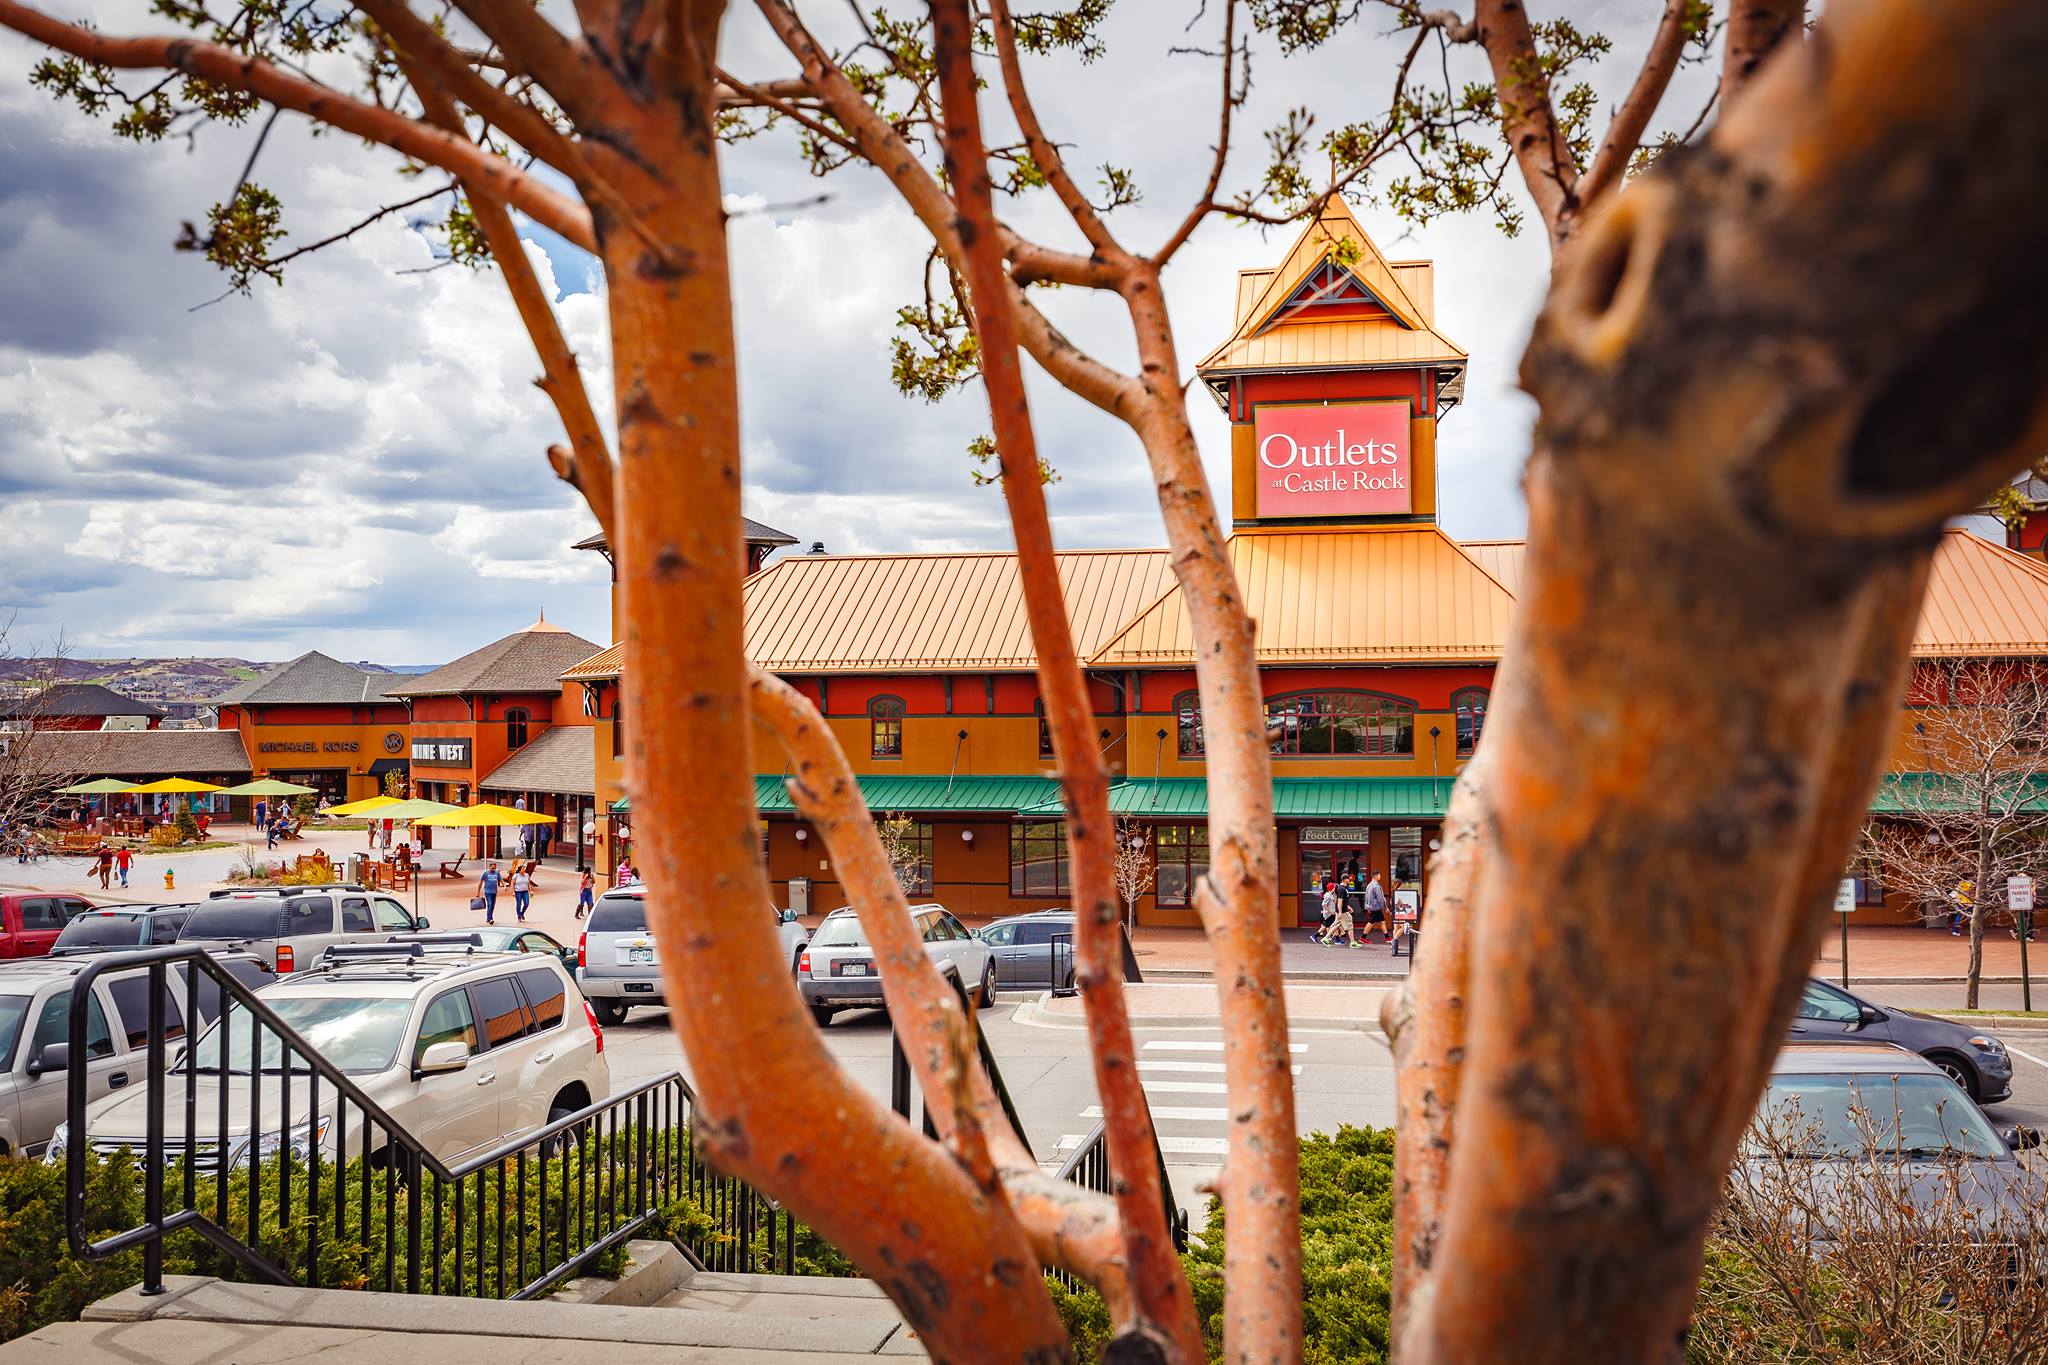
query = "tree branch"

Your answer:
(1153, 0), (1239, 268)
(1723, 0), (1804, 102)
(447, 0), (603, 121)
(932, 1), (1199, 1355)
(1471, 0), (1580, 247)
(1577, 0), (1692, 211)
(986, 0), (1122, 257)
(0, 0), (596, 250)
